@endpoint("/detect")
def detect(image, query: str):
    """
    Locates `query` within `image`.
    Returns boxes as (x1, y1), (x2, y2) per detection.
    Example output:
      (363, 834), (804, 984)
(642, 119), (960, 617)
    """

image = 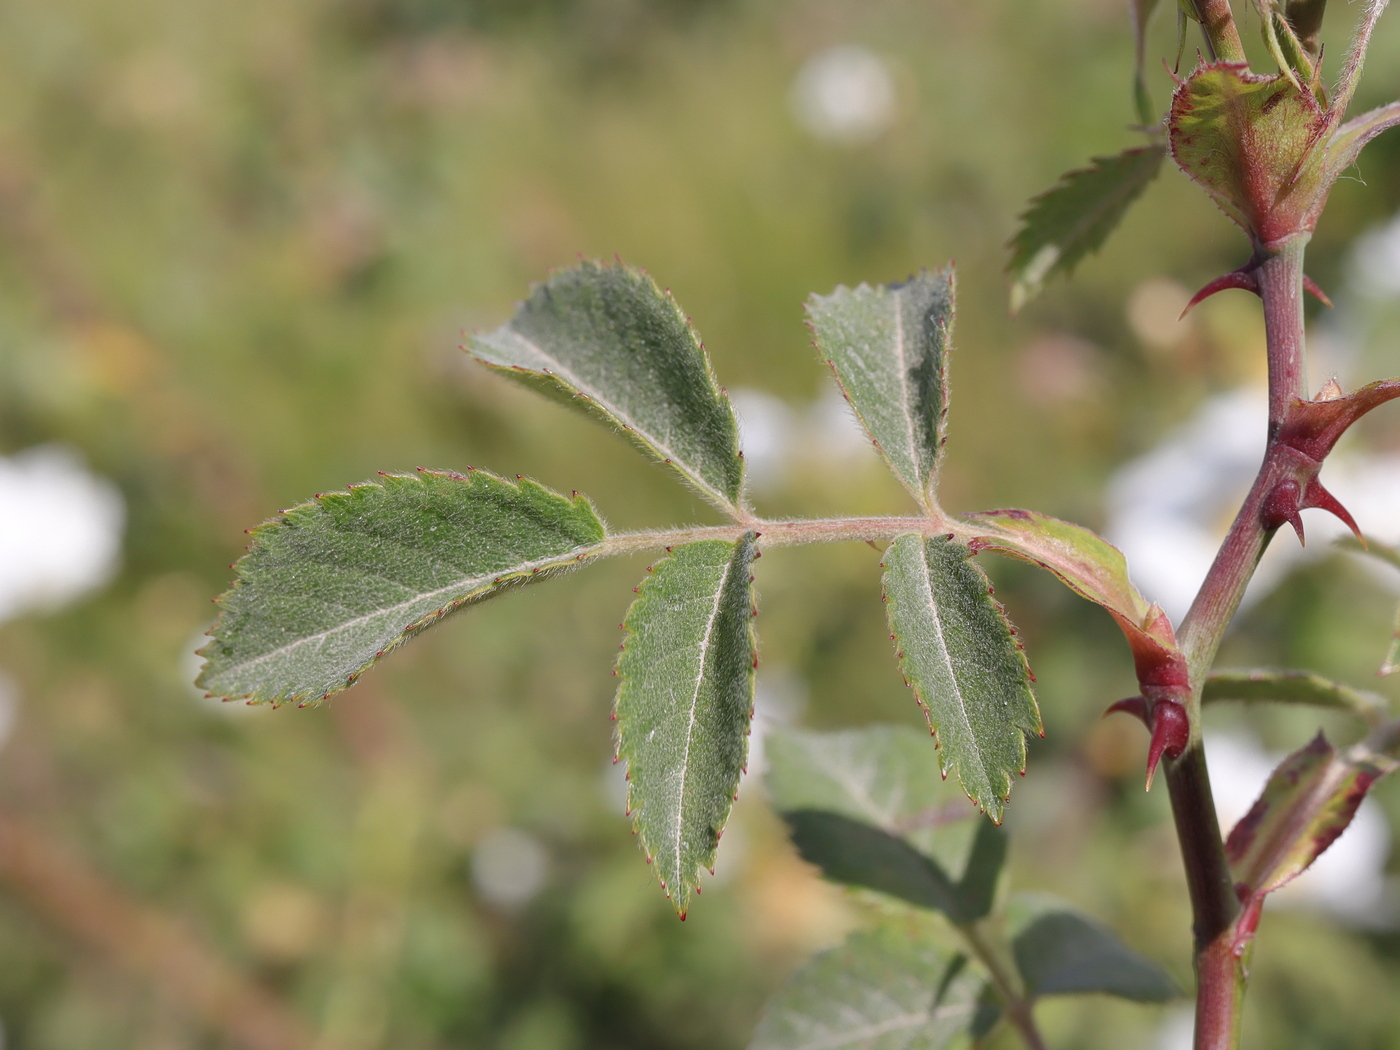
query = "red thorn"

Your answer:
(1180, 267), (1260, 318)
(1303, 275), (1333, 308)
(1302, 478), (1364, 544)
(1261, 478), (1305, 544)
(1145, 699), (1190, 790)
(1105, 695), (1150, 726)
